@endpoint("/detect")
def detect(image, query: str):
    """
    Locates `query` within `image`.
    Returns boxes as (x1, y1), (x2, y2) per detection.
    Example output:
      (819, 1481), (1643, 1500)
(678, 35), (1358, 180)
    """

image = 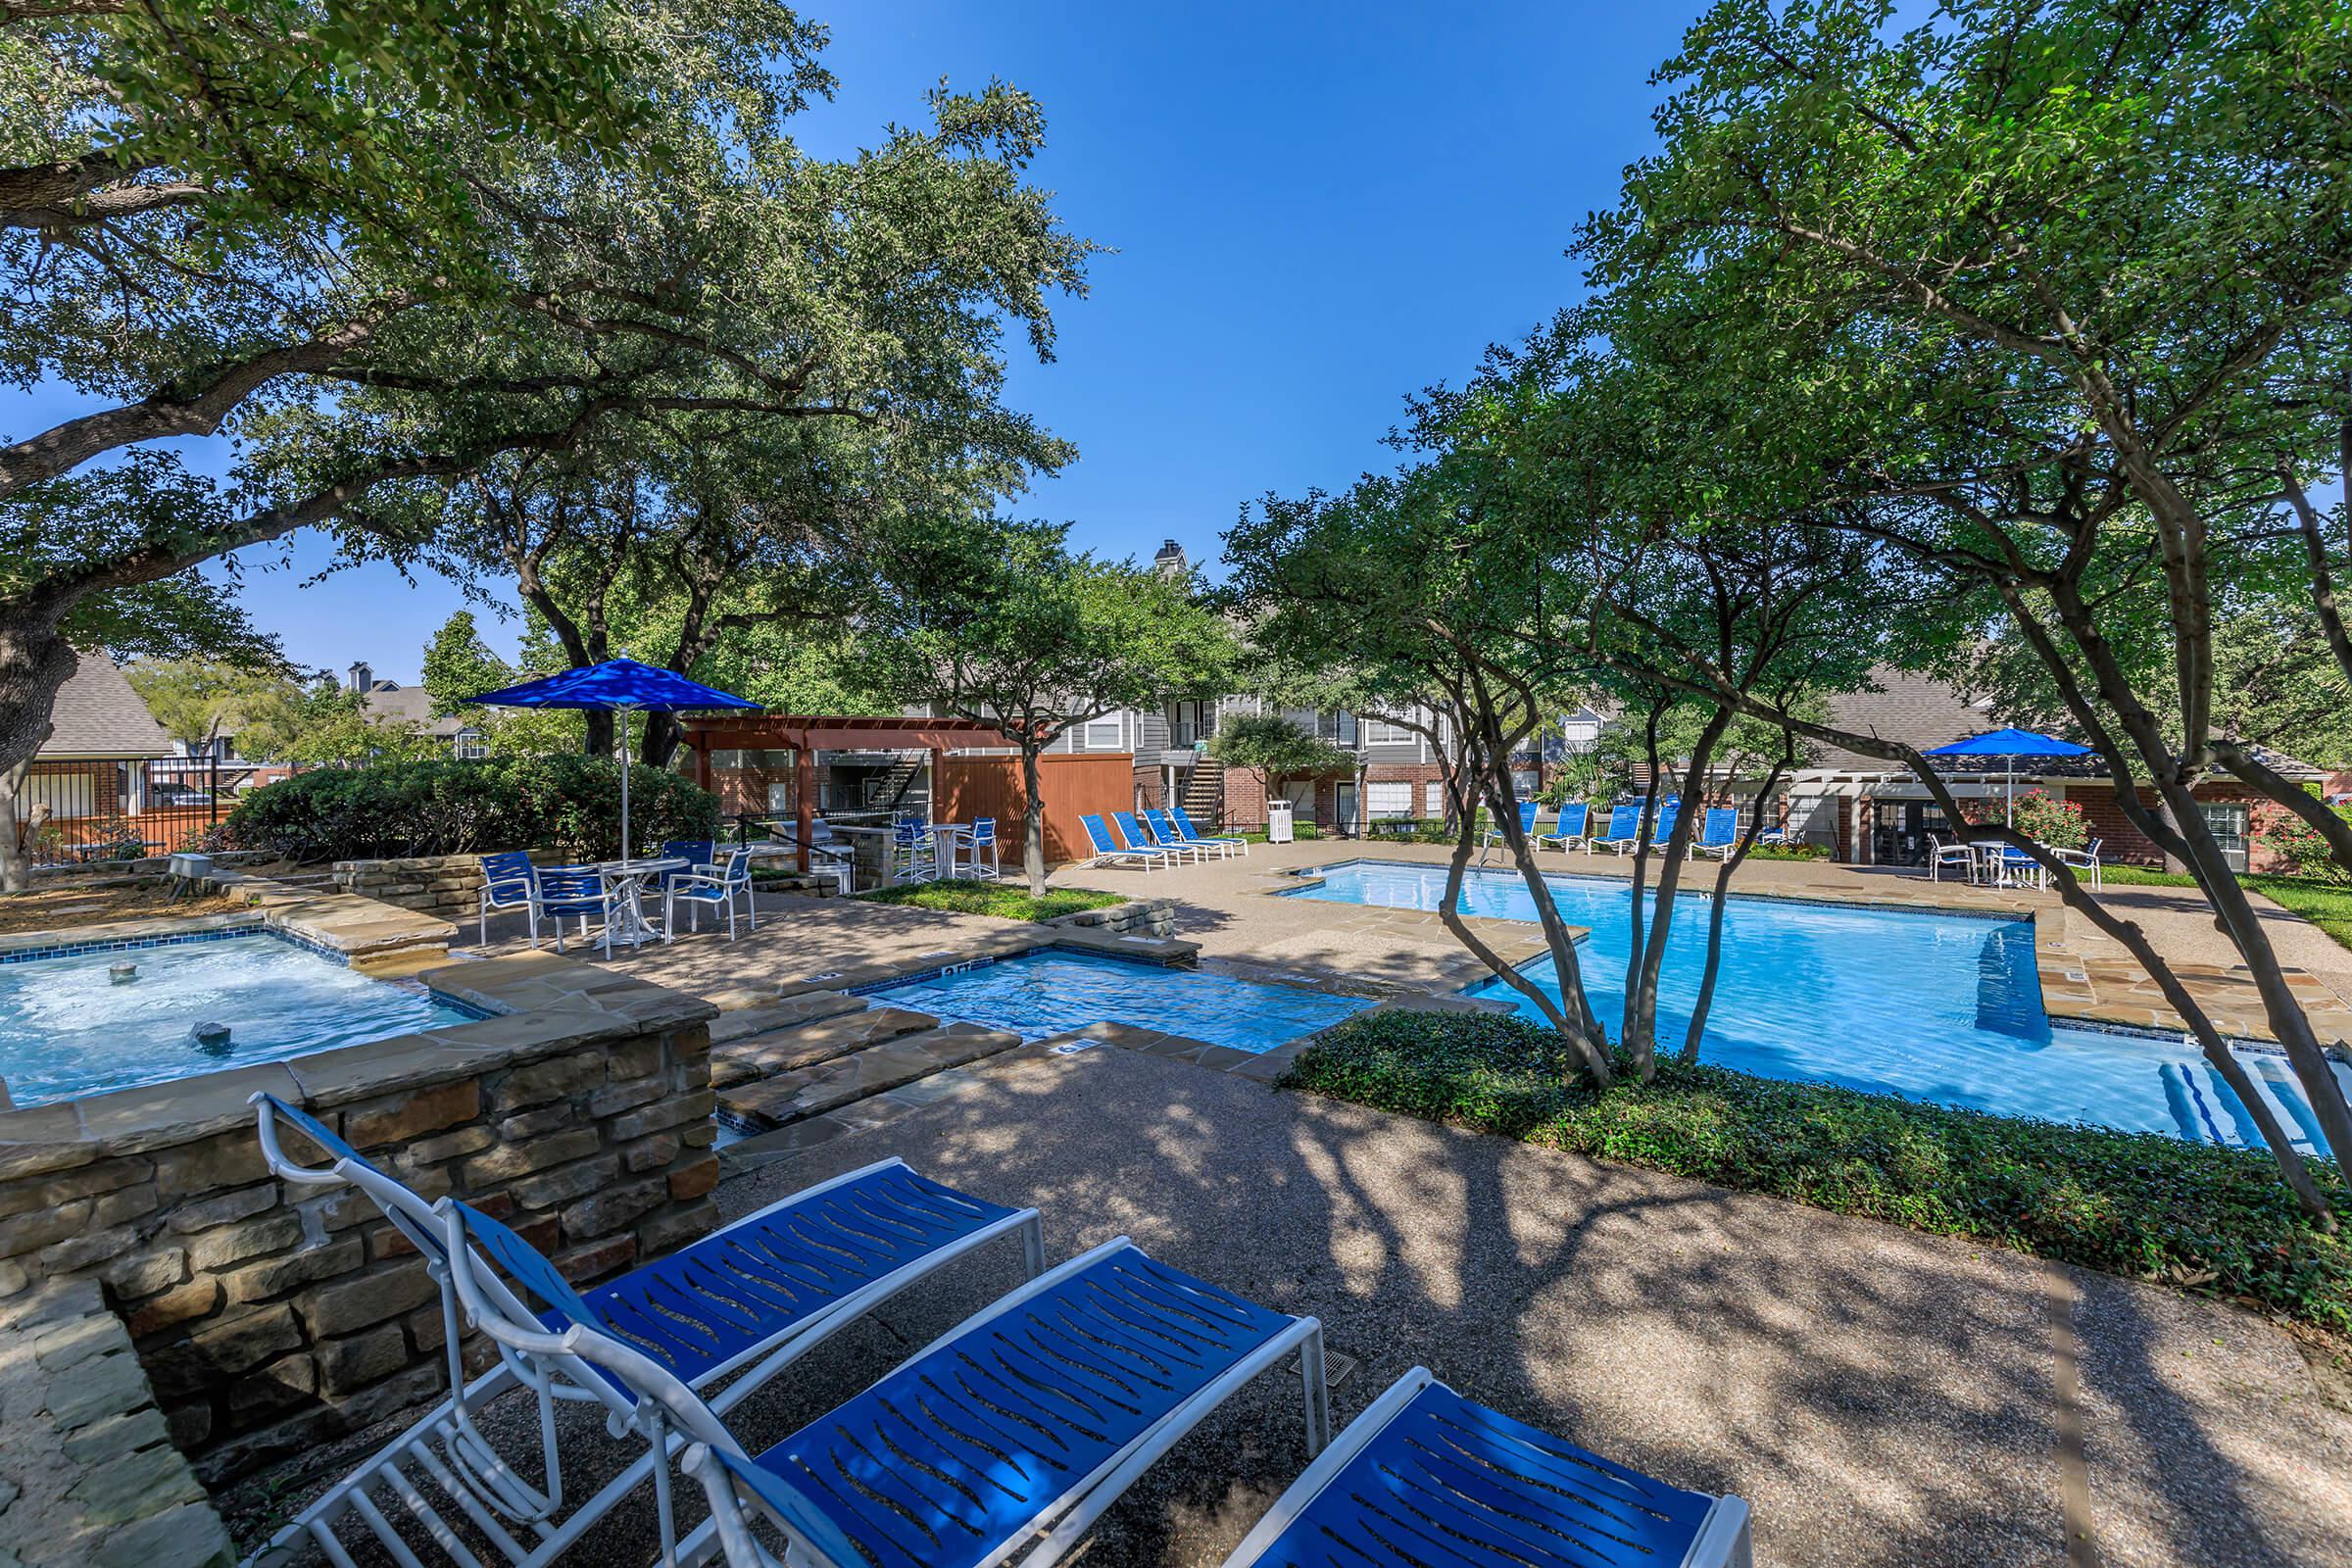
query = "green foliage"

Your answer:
(2246, 876), (2352, 952)
(2250, 801), (2352, 886)
(220, 755), (715, 862)
(1285, 1010), (2351, 1330)
(1961, 789), (2089, 851)
(124, 657), (303, 753)
(420, 612), (513, 721)
(1745, 842), (1826, 861)
(1204, 715), (1354, 791)
(854, 882), (1127, 921)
